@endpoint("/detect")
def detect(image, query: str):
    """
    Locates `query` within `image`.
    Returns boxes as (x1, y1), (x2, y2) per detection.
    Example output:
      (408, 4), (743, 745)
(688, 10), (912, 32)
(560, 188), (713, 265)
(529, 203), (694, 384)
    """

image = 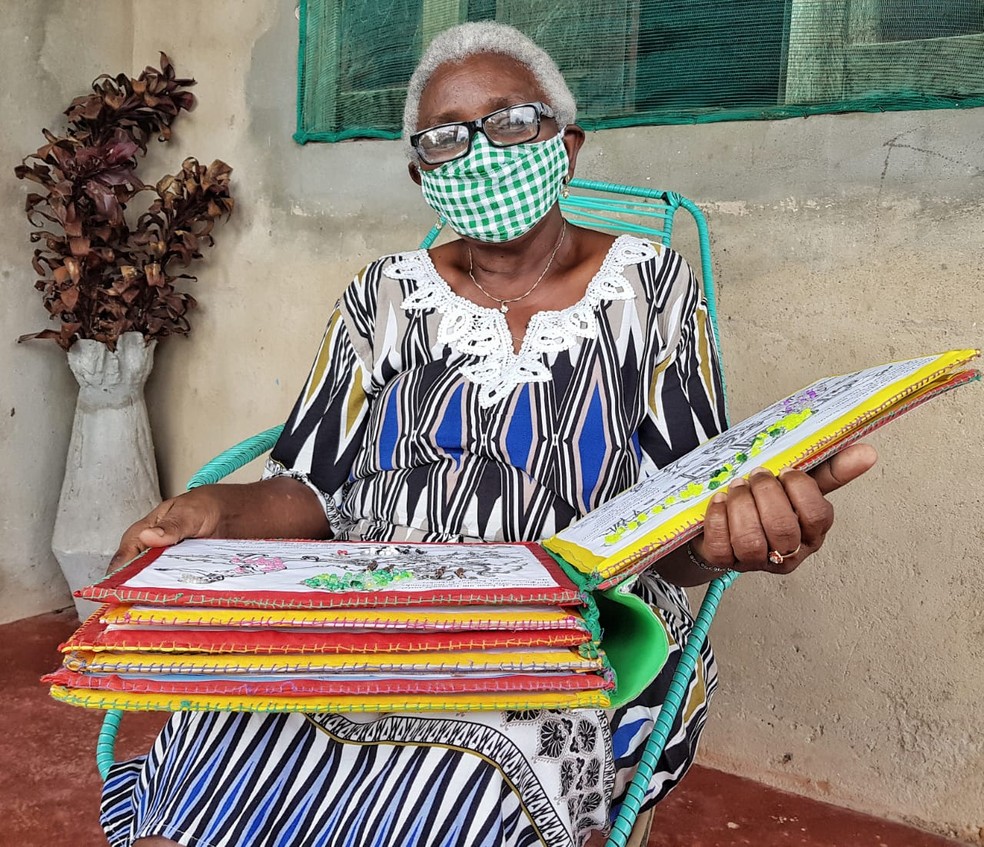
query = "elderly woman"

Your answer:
(108, 21), (875, 847)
